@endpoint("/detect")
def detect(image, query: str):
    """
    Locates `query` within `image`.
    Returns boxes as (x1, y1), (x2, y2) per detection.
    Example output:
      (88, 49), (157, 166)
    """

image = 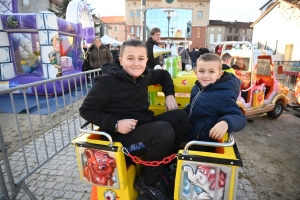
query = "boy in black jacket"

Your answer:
(79, 39), (189, 200)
